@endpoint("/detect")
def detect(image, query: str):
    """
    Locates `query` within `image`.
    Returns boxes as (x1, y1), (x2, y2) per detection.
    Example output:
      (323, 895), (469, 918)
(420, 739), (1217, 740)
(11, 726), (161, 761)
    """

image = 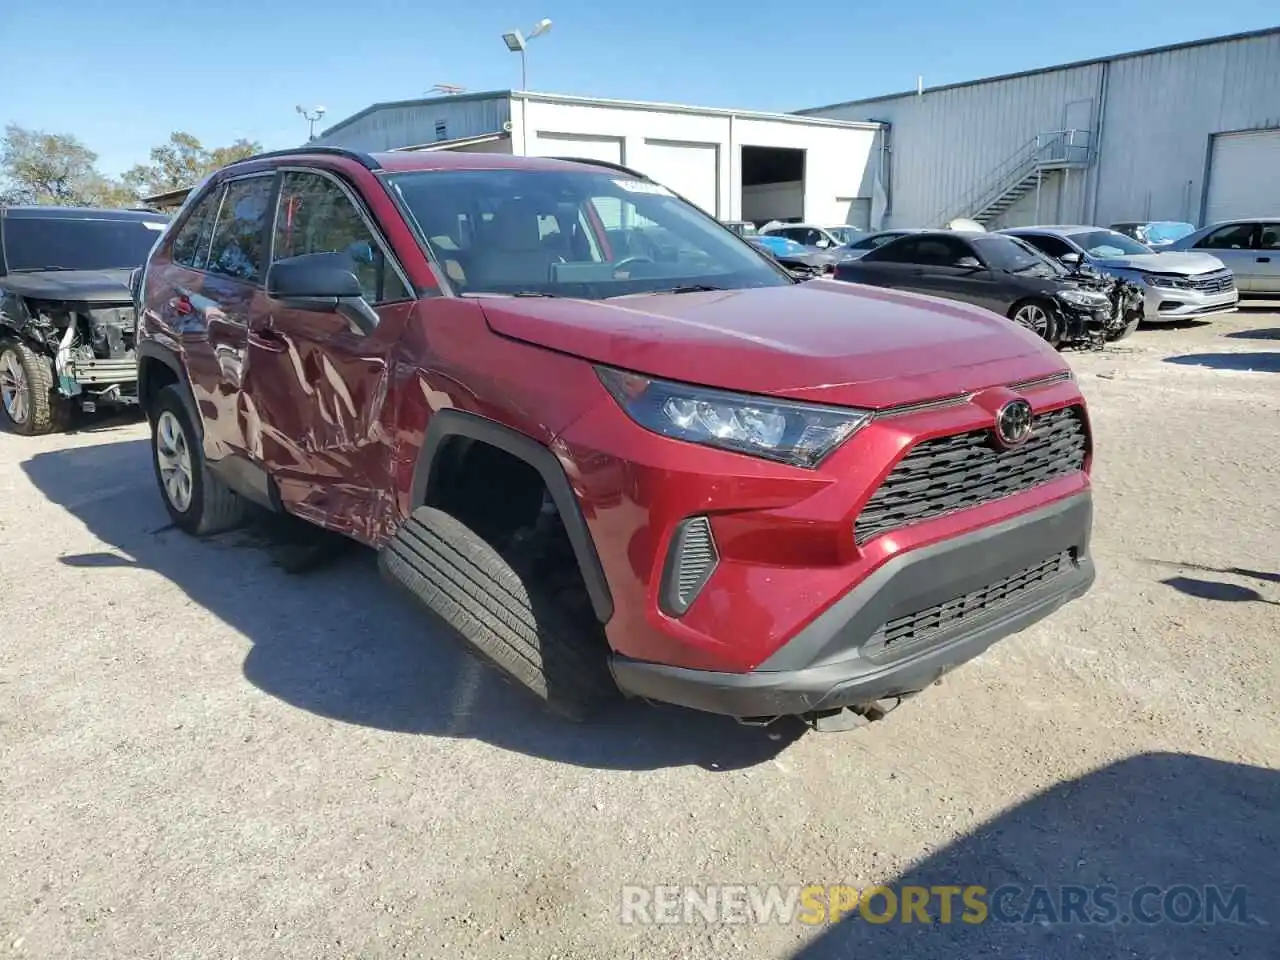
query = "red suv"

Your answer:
(134, 147), (1095, 730)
